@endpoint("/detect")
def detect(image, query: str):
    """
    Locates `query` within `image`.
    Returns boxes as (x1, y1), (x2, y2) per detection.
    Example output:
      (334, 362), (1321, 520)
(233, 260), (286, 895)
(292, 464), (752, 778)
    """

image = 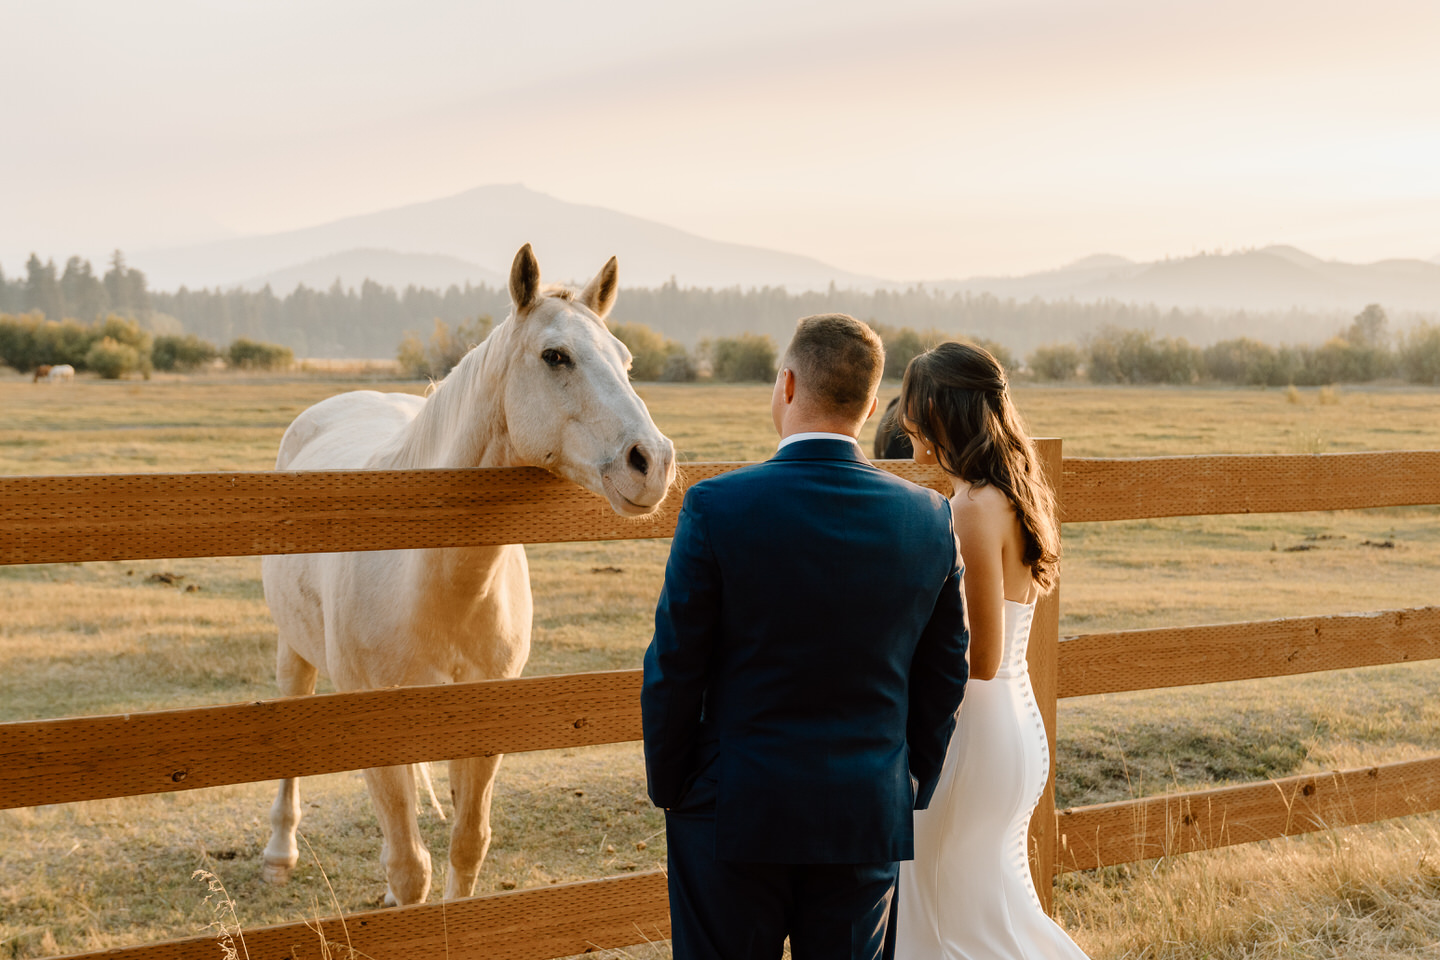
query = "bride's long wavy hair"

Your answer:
(900, 341), (1060, 591)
